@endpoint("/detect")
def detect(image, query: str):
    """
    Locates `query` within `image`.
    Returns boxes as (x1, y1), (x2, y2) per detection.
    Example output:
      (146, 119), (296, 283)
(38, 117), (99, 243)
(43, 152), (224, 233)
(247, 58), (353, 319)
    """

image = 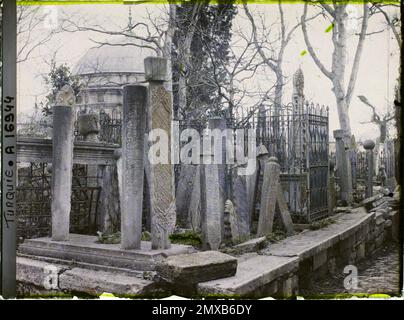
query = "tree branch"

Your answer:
(346, 3), (369, 108)
(301, 3), (333, 80)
